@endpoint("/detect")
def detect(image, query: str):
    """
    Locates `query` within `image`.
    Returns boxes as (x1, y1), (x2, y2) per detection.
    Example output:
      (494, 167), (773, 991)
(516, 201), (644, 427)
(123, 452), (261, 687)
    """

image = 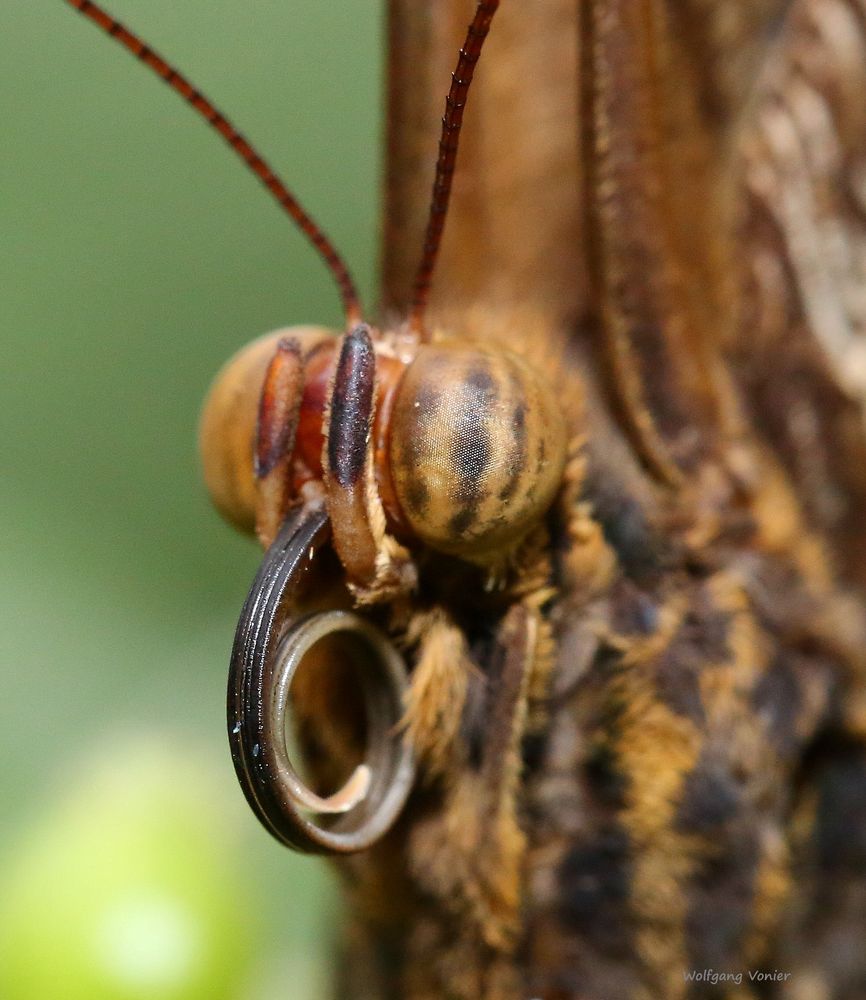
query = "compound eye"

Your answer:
(388, 342), (567, 561)
(199, 326), (335, 533)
